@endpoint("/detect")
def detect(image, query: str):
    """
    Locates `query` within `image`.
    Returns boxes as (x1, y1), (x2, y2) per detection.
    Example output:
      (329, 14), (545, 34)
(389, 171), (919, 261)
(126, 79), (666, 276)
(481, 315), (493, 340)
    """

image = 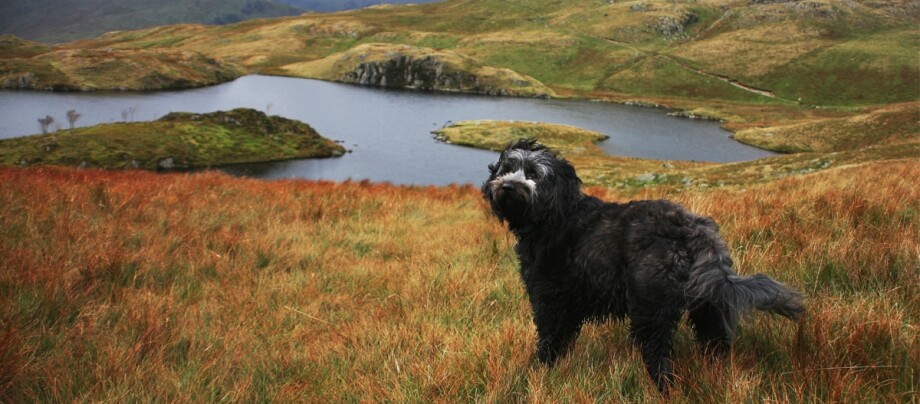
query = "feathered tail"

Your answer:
(684, 216), (804, 334)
